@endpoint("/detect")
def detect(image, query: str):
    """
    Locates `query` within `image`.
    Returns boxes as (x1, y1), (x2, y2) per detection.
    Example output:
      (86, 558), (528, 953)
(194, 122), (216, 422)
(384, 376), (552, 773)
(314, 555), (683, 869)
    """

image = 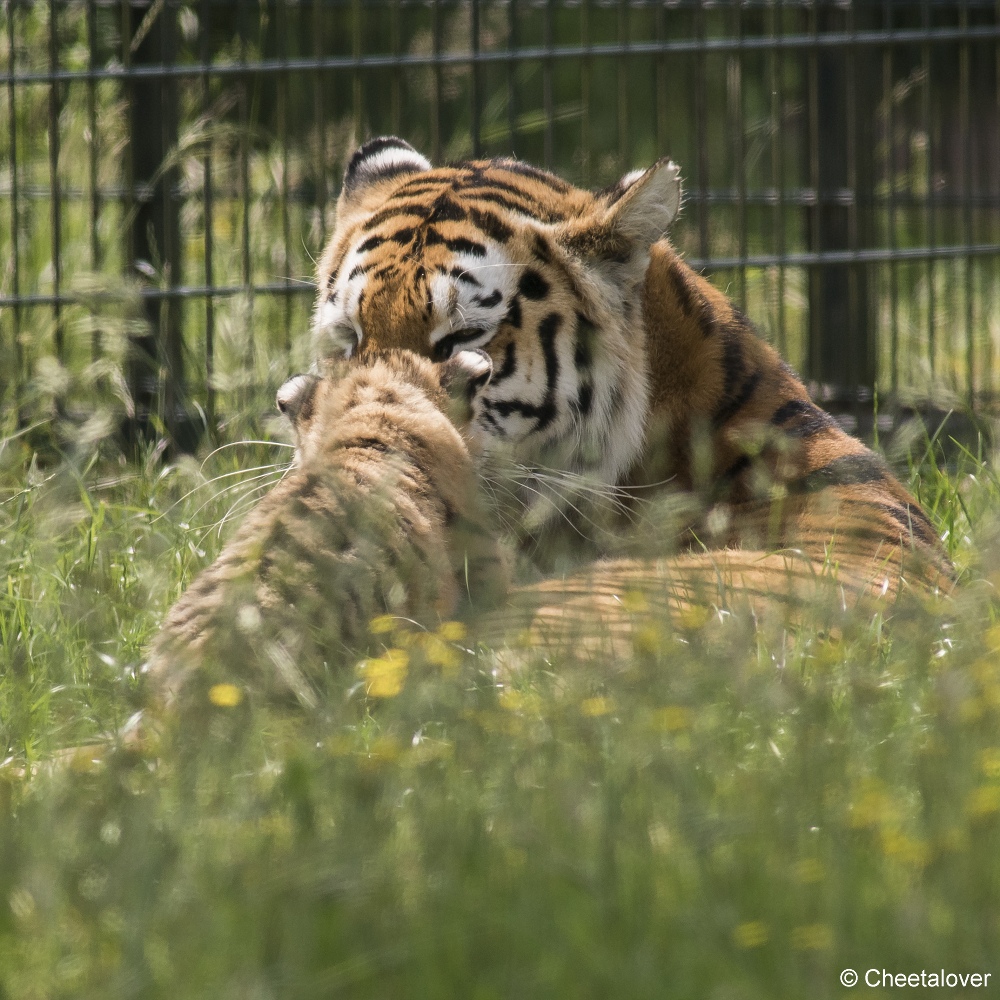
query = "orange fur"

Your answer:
(312, 138), (952, 629)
